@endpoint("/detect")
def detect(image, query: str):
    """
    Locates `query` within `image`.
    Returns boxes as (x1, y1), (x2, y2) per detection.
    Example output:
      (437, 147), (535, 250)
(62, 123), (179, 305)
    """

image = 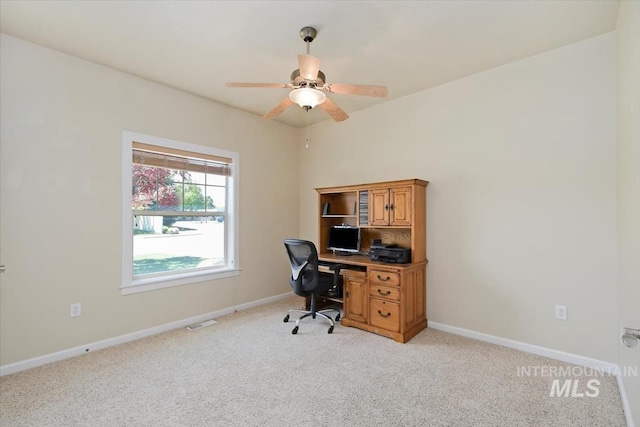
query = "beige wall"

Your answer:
(0, 27), (625, 370)
(0, 35), (299, 365)
(616, 1), (640, 423)
(298, 33), (618, 362)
